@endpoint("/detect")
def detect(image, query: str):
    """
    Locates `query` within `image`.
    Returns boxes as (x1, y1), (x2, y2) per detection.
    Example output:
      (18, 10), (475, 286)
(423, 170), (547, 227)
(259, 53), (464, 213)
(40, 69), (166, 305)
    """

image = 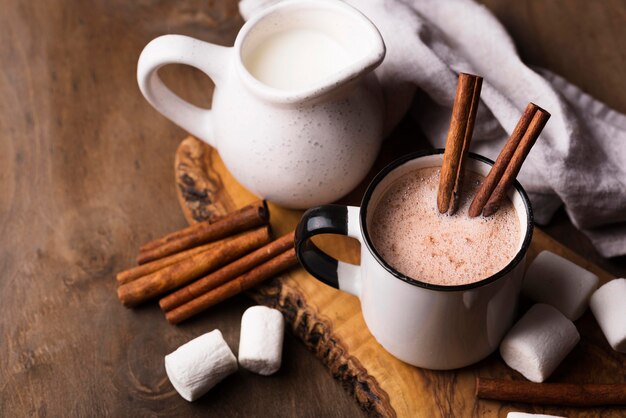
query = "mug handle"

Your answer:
(136, 35), (231, 147)
(295, 205), (363, 297)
